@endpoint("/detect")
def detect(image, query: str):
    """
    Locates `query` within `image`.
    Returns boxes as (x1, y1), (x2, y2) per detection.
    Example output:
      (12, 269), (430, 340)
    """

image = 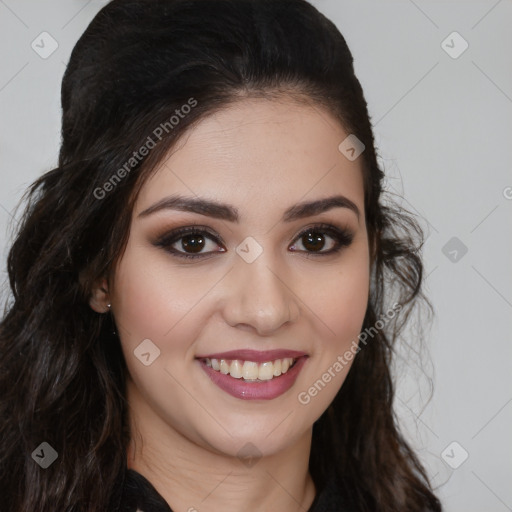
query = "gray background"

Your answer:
(1, 1), (511, 510)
